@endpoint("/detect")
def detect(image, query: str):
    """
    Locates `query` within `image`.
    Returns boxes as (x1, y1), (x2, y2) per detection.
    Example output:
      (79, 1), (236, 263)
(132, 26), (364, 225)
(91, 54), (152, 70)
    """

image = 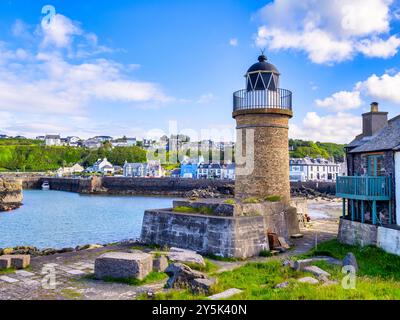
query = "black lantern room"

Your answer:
(246, 54), (280, 92)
